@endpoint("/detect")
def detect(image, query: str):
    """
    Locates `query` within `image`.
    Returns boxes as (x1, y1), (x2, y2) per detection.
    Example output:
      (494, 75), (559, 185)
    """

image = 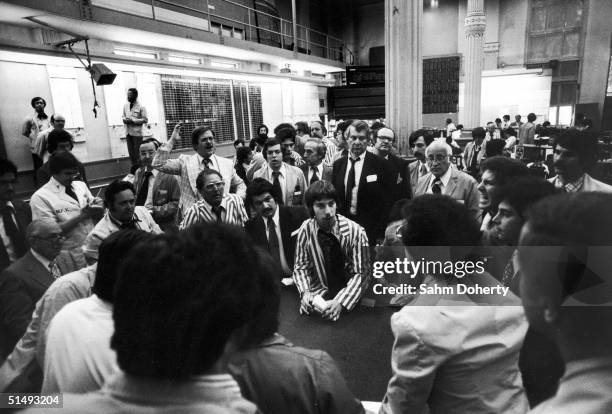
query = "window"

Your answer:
(168, 55), (201, 65)
(527, 0), (584, 62)
(47, 65), (85, 129)
(114, 49), (158, 60)
(211, 60), (237, 69)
